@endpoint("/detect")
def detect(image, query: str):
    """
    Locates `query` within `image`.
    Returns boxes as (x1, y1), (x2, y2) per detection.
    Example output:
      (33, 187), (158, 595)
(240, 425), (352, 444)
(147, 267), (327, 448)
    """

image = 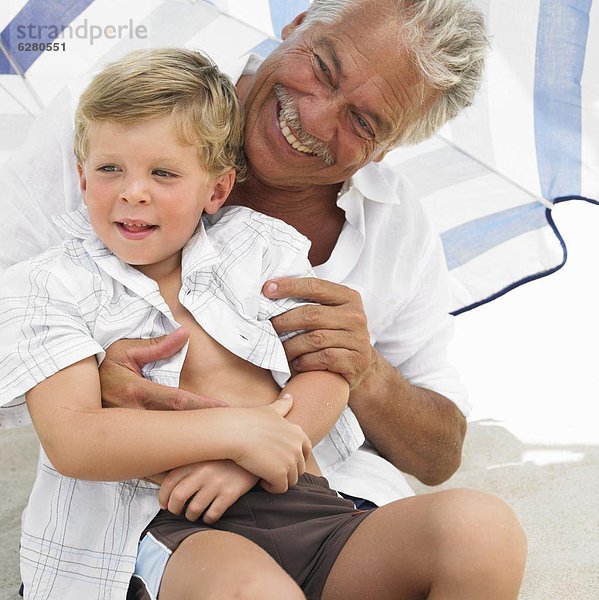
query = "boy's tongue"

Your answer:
(123, 223), (152, 232)
(117, 222), (157, 239)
